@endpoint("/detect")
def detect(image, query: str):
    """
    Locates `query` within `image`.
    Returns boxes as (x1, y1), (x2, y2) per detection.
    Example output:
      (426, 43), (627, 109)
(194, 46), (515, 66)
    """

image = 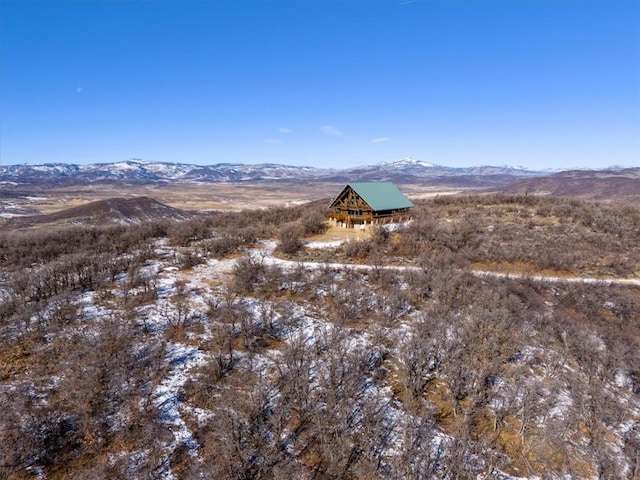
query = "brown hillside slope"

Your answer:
(4, 196), (192, 228)
(500, 168), (640, 204)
